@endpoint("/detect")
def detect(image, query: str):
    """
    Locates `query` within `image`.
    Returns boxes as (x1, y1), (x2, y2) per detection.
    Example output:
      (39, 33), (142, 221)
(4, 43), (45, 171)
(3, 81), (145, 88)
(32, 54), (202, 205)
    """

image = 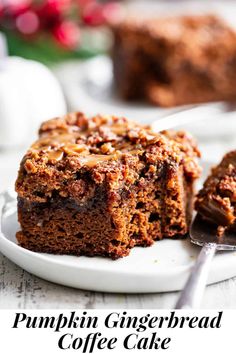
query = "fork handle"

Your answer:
(175, 243), (217, 309)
